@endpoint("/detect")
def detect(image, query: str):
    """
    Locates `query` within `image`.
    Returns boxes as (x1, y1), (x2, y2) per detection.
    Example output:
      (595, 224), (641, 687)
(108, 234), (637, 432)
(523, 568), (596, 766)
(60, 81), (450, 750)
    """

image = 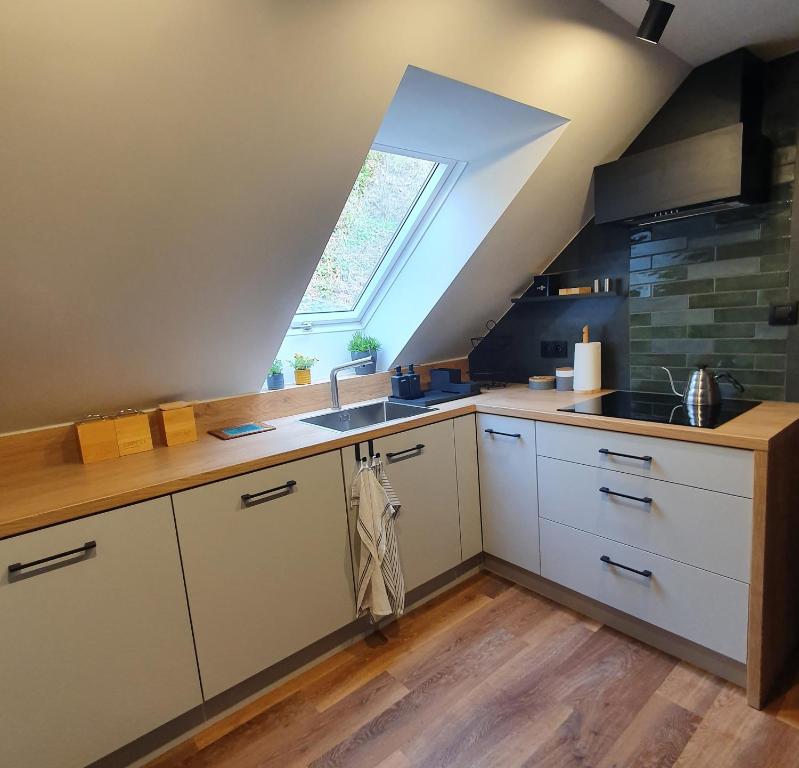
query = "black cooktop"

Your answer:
(558, 391), (761, 429)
